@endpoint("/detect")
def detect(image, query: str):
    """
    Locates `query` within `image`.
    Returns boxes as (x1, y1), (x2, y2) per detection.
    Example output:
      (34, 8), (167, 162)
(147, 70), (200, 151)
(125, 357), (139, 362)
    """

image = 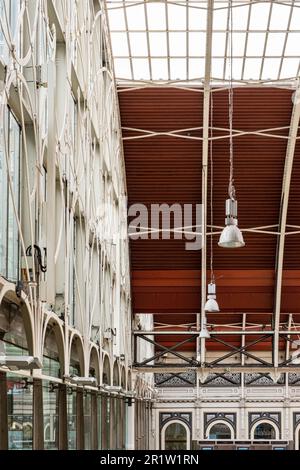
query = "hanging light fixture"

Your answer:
(204, 282), (219, 312)
(199, 314), (210, 339)
(205, 95), (220, 313)
(218, 0), (245, 249)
